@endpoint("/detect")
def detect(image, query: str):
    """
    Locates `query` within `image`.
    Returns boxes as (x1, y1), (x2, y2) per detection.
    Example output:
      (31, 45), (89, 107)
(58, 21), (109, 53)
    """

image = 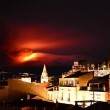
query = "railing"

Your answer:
(89, 87), (105, 91)
(75, 100), (97, 108)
